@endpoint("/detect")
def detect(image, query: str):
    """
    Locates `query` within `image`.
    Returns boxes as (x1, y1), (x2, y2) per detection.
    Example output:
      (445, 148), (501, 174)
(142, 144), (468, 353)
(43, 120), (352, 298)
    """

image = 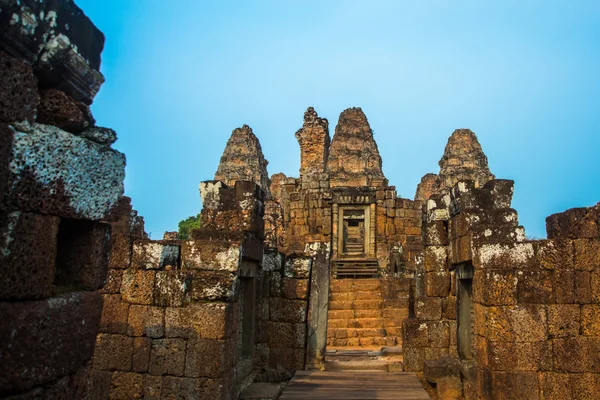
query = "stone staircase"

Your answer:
(325, 278), (409, 371)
